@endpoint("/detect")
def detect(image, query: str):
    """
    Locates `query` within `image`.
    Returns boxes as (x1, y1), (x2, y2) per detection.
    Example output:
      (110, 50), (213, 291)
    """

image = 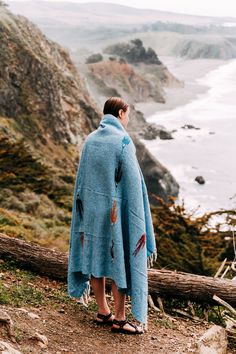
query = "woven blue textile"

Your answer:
(67, 113), (157, 328)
